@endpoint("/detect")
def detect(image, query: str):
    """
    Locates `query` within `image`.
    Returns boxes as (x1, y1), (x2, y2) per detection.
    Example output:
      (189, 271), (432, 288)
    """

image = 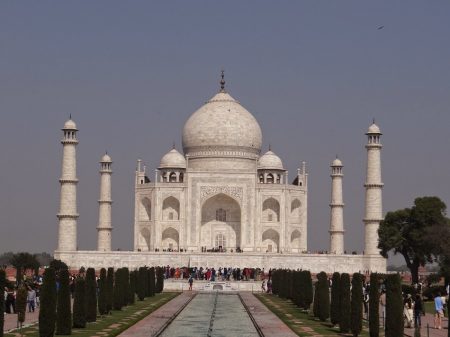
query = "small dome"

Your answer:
(101, 153), (112, 163)
(331, 158), (343, 166)
(258, 150), (284, 170)
(63, 119), (77, 130)
(367, 122), (381, 134)
(159, 148), (186, 169)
